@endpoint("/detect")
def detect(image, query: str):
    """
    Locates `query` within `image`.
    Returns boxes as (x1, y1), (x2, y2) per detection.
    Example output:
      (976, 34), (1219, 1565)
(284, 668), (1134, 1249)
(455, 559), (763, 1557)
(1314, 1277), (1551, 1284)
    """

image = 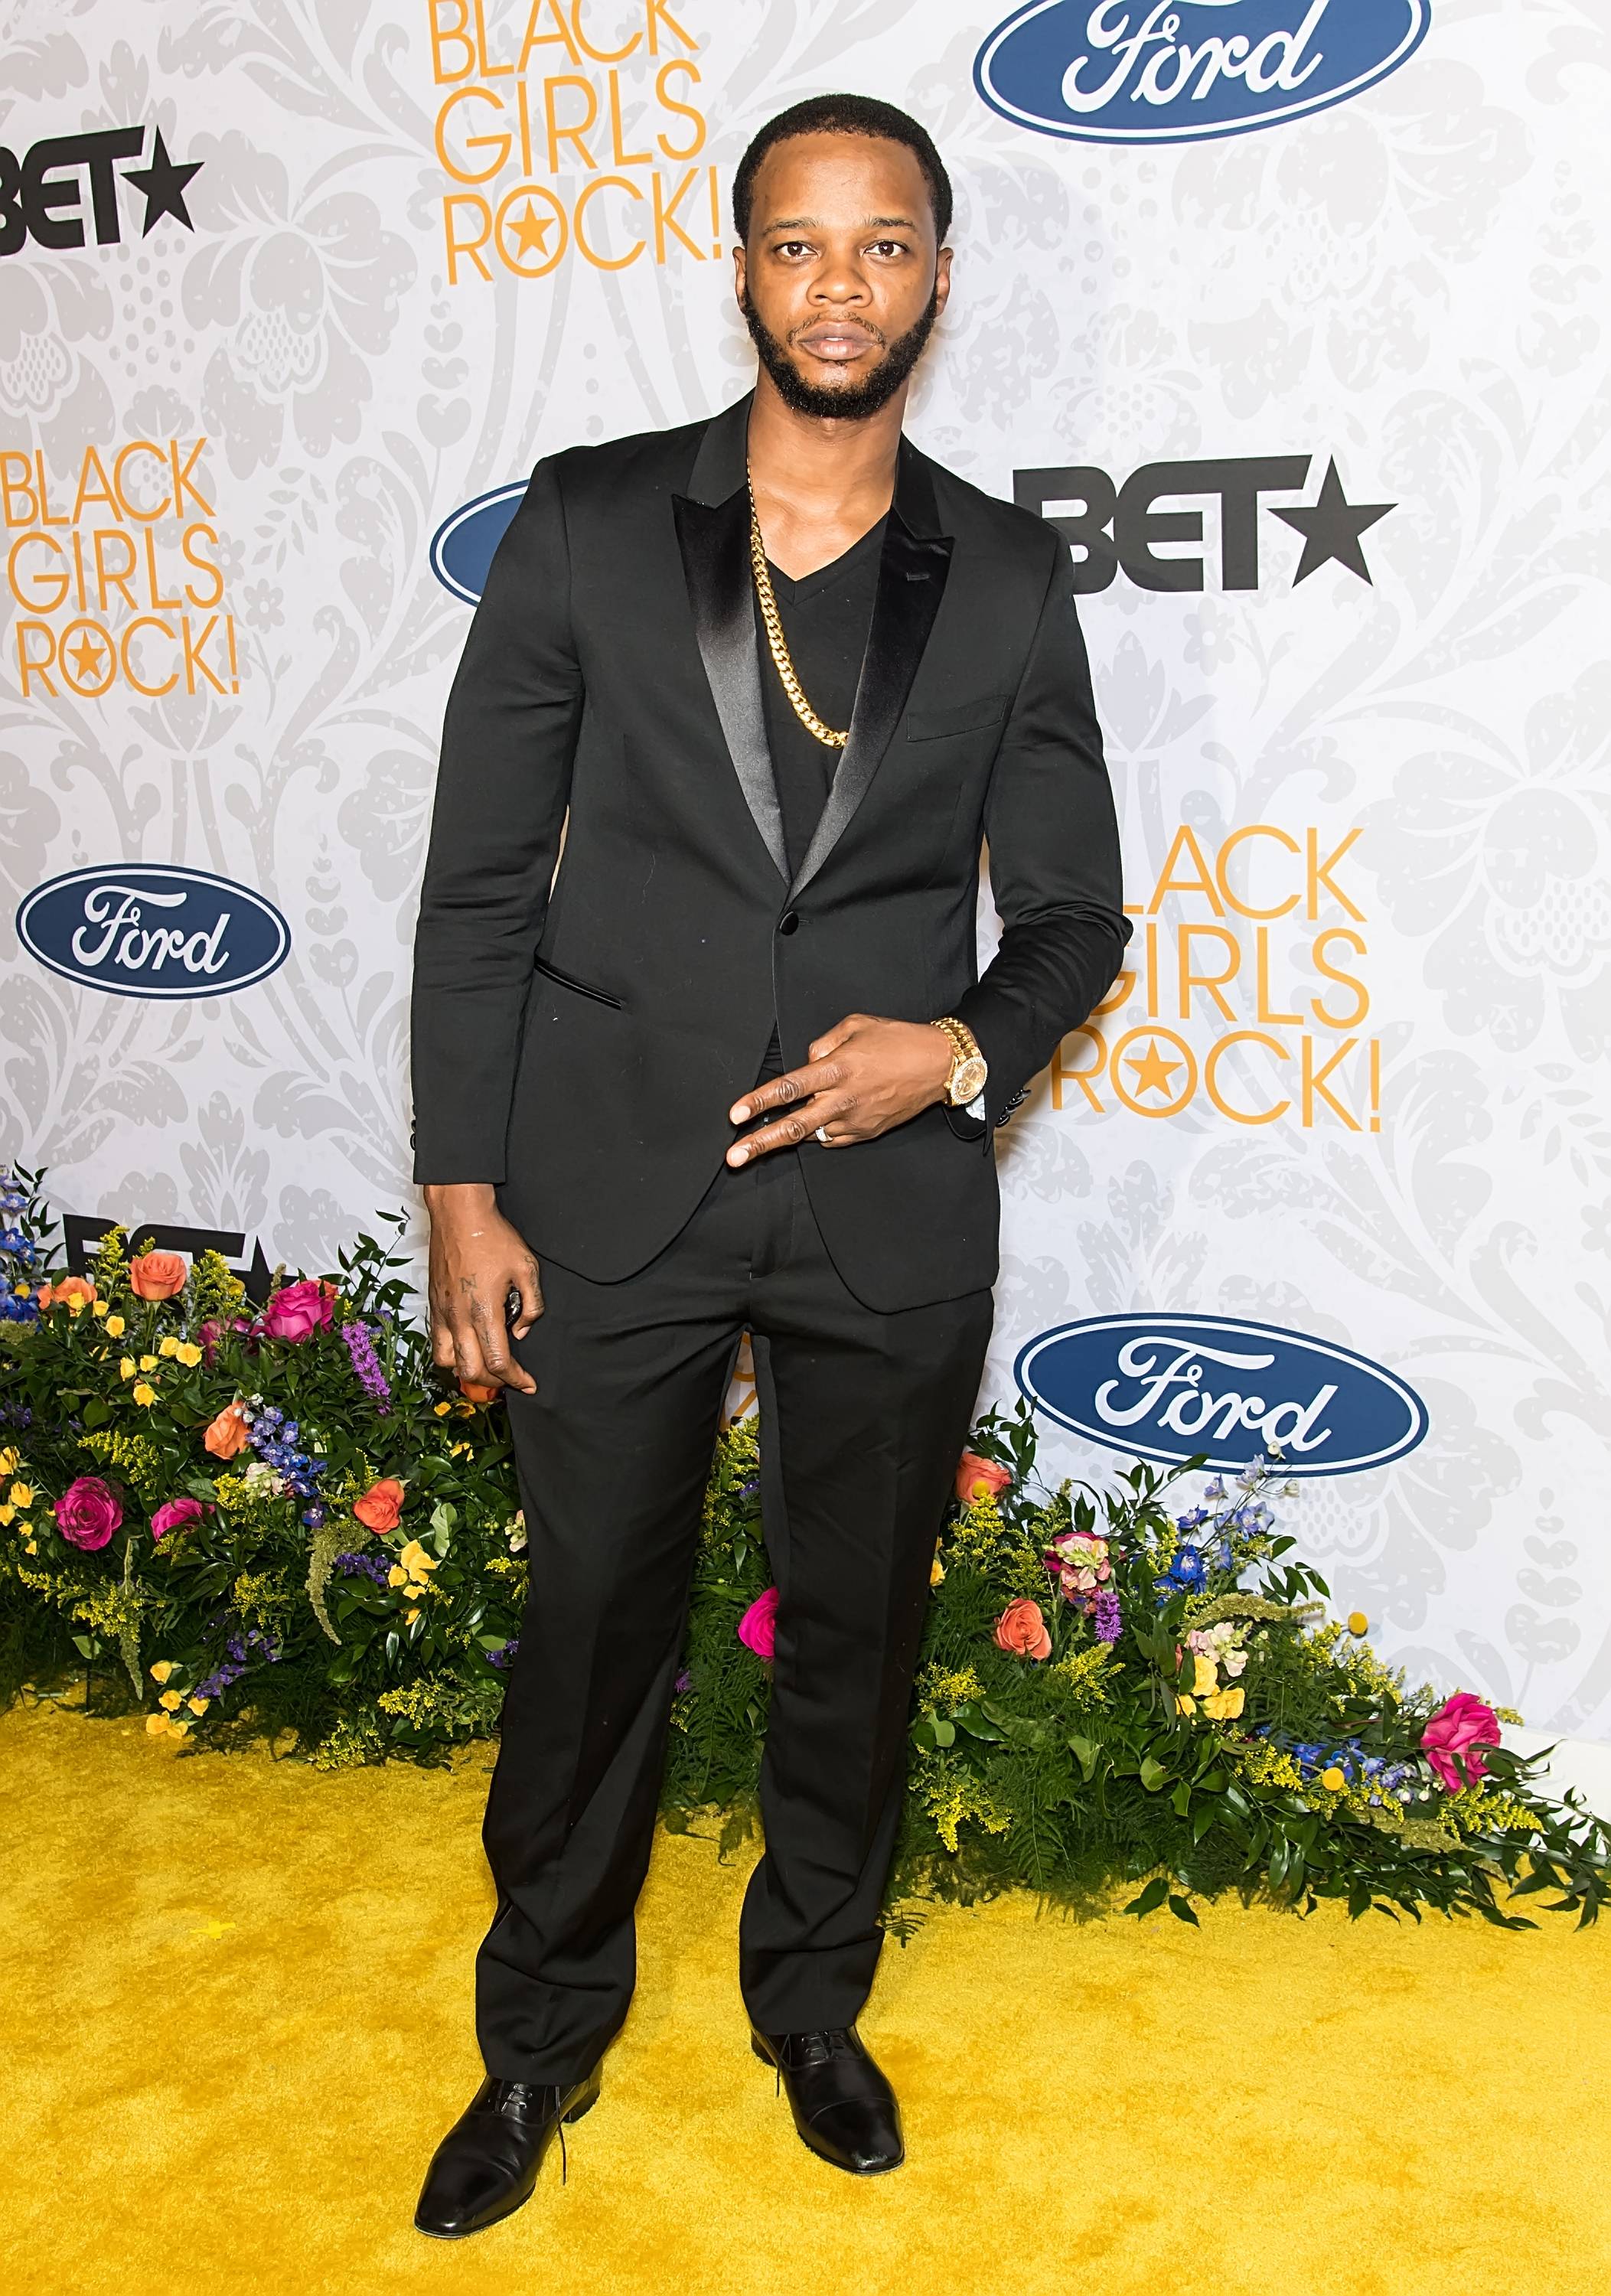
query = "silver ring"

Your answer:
(815, 1126), (832, 1146)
